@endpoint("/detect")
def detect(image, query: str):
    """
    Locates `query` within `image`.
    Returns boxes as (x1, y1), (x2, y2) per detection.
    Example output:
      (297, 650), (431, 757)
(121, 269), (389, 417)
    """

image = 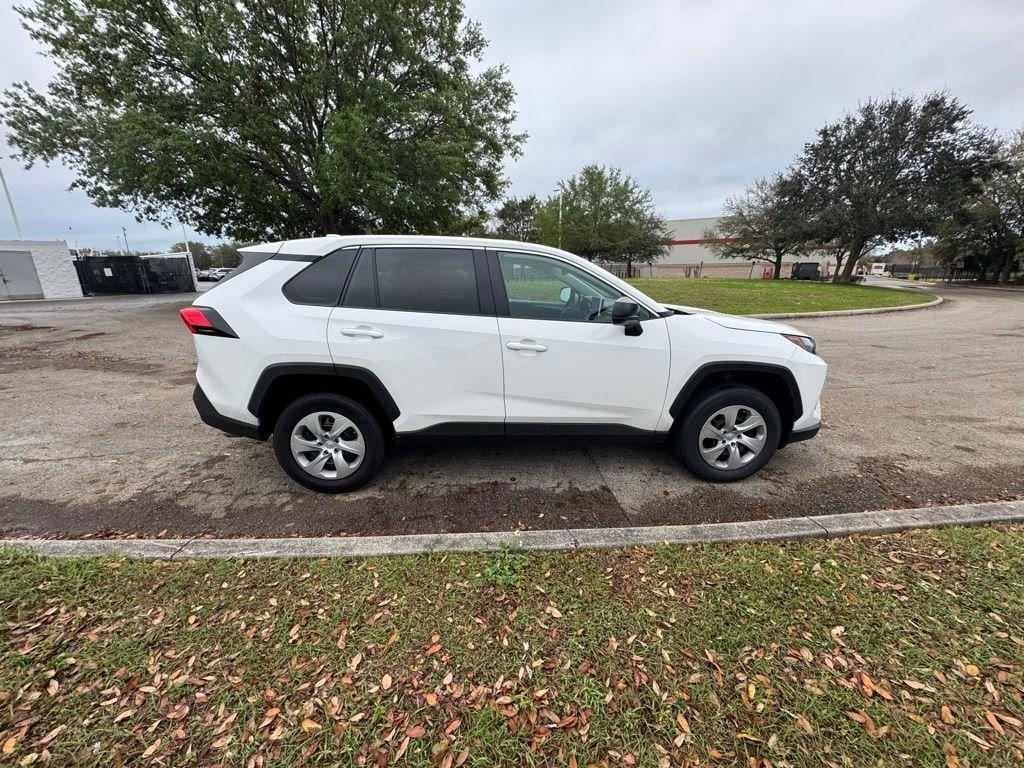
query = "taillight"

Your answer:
(179, 307), (238, 338)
